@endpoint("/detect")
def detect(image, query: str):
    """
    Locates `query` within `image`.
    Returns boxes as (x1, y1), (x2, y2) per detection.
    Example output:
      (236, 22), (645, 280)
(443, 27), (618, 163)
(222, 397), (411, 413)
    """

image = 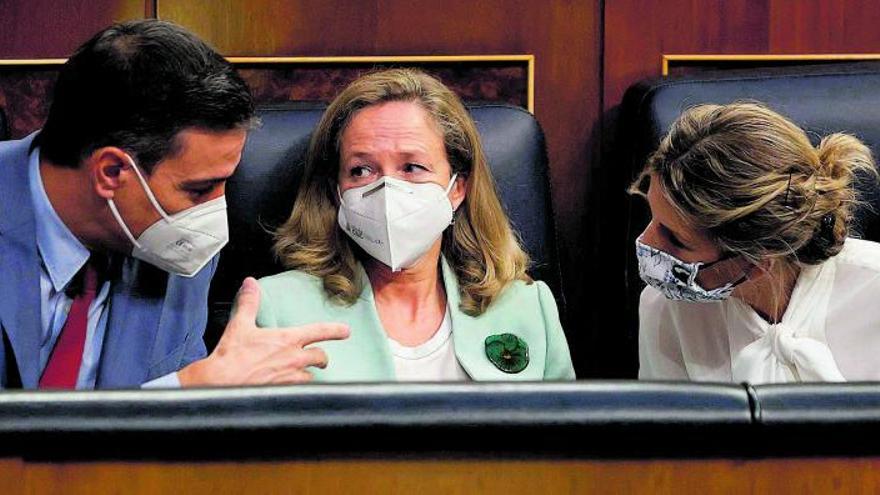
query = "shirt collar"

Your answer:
(28, 146), (90, 292)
